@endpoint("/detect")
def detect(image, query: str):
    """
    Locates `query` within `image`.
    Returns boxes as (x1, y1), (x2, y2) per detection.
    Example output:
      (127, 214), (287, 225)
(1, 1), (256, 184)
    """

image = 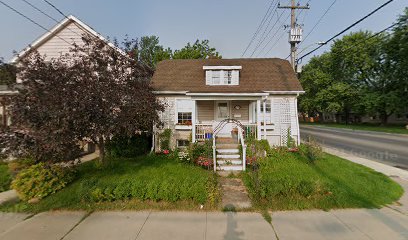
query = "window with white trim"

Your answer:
(177, 139), (190, 148)
(260, 101), (271, 113)
(205, 70), (239, 86)
(176, 99), (194, 125)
